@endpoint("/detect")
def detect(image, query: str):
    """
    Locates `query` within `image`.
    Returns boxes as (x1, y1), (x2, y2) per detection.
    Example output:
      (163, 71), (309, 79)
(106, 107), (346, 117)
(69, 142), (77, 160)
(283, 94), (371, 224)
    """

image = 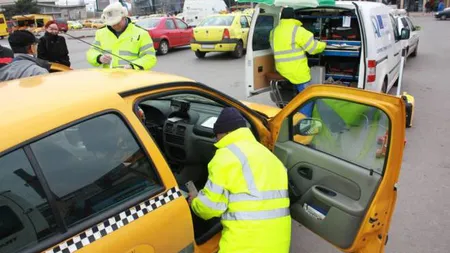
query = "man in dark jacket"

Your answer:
(38, 20), (71, 67)
(0, 30), (49, 81)
(0, 45), (13, 69)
